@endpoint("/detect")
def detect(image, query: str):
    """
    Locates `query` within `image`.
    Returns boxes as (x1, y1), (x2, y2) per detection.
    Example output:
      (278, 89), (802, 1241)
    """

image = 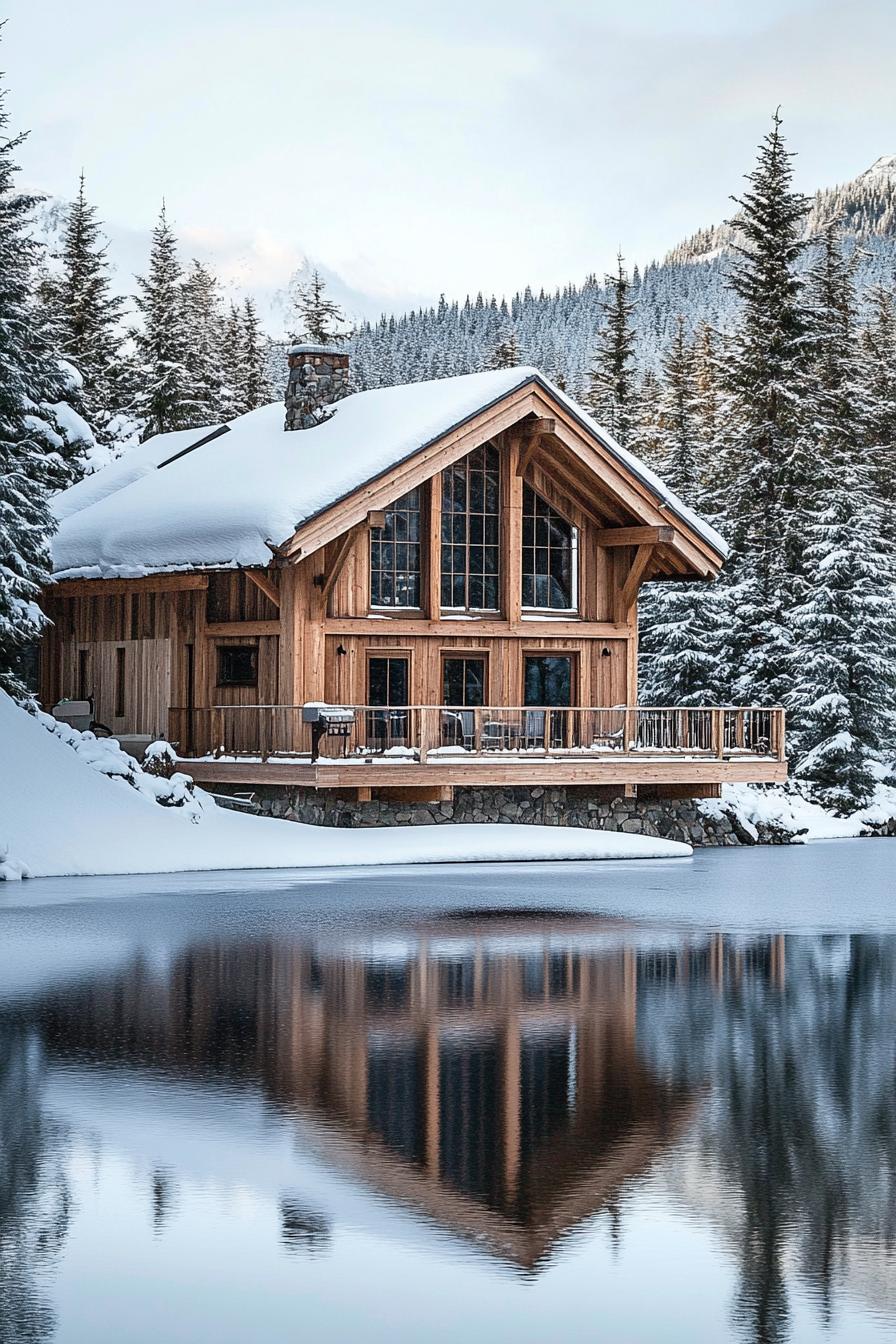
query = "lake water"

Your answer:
(1, 840), (894, 1343)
